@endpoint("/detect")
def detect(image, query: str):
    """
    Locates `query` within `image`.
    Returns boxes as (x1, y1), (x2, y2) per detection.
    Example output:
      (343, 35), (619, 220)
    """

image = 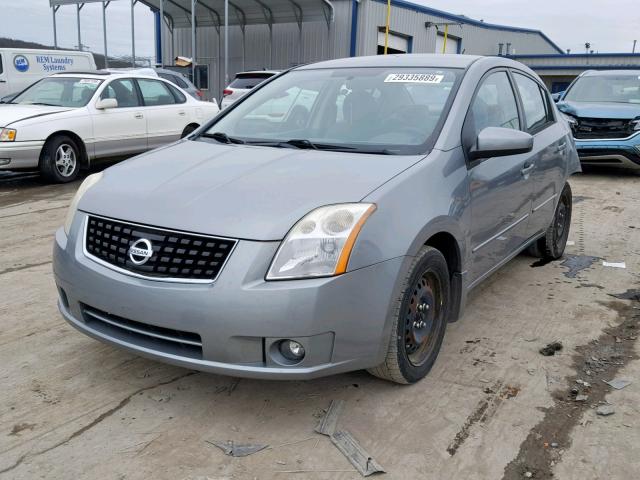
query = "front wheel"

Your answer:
(39, 135), (81, 183)
(368, 246), (450, 384)
(528, 183), (573, 260)
(181, 124), (199, 139)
